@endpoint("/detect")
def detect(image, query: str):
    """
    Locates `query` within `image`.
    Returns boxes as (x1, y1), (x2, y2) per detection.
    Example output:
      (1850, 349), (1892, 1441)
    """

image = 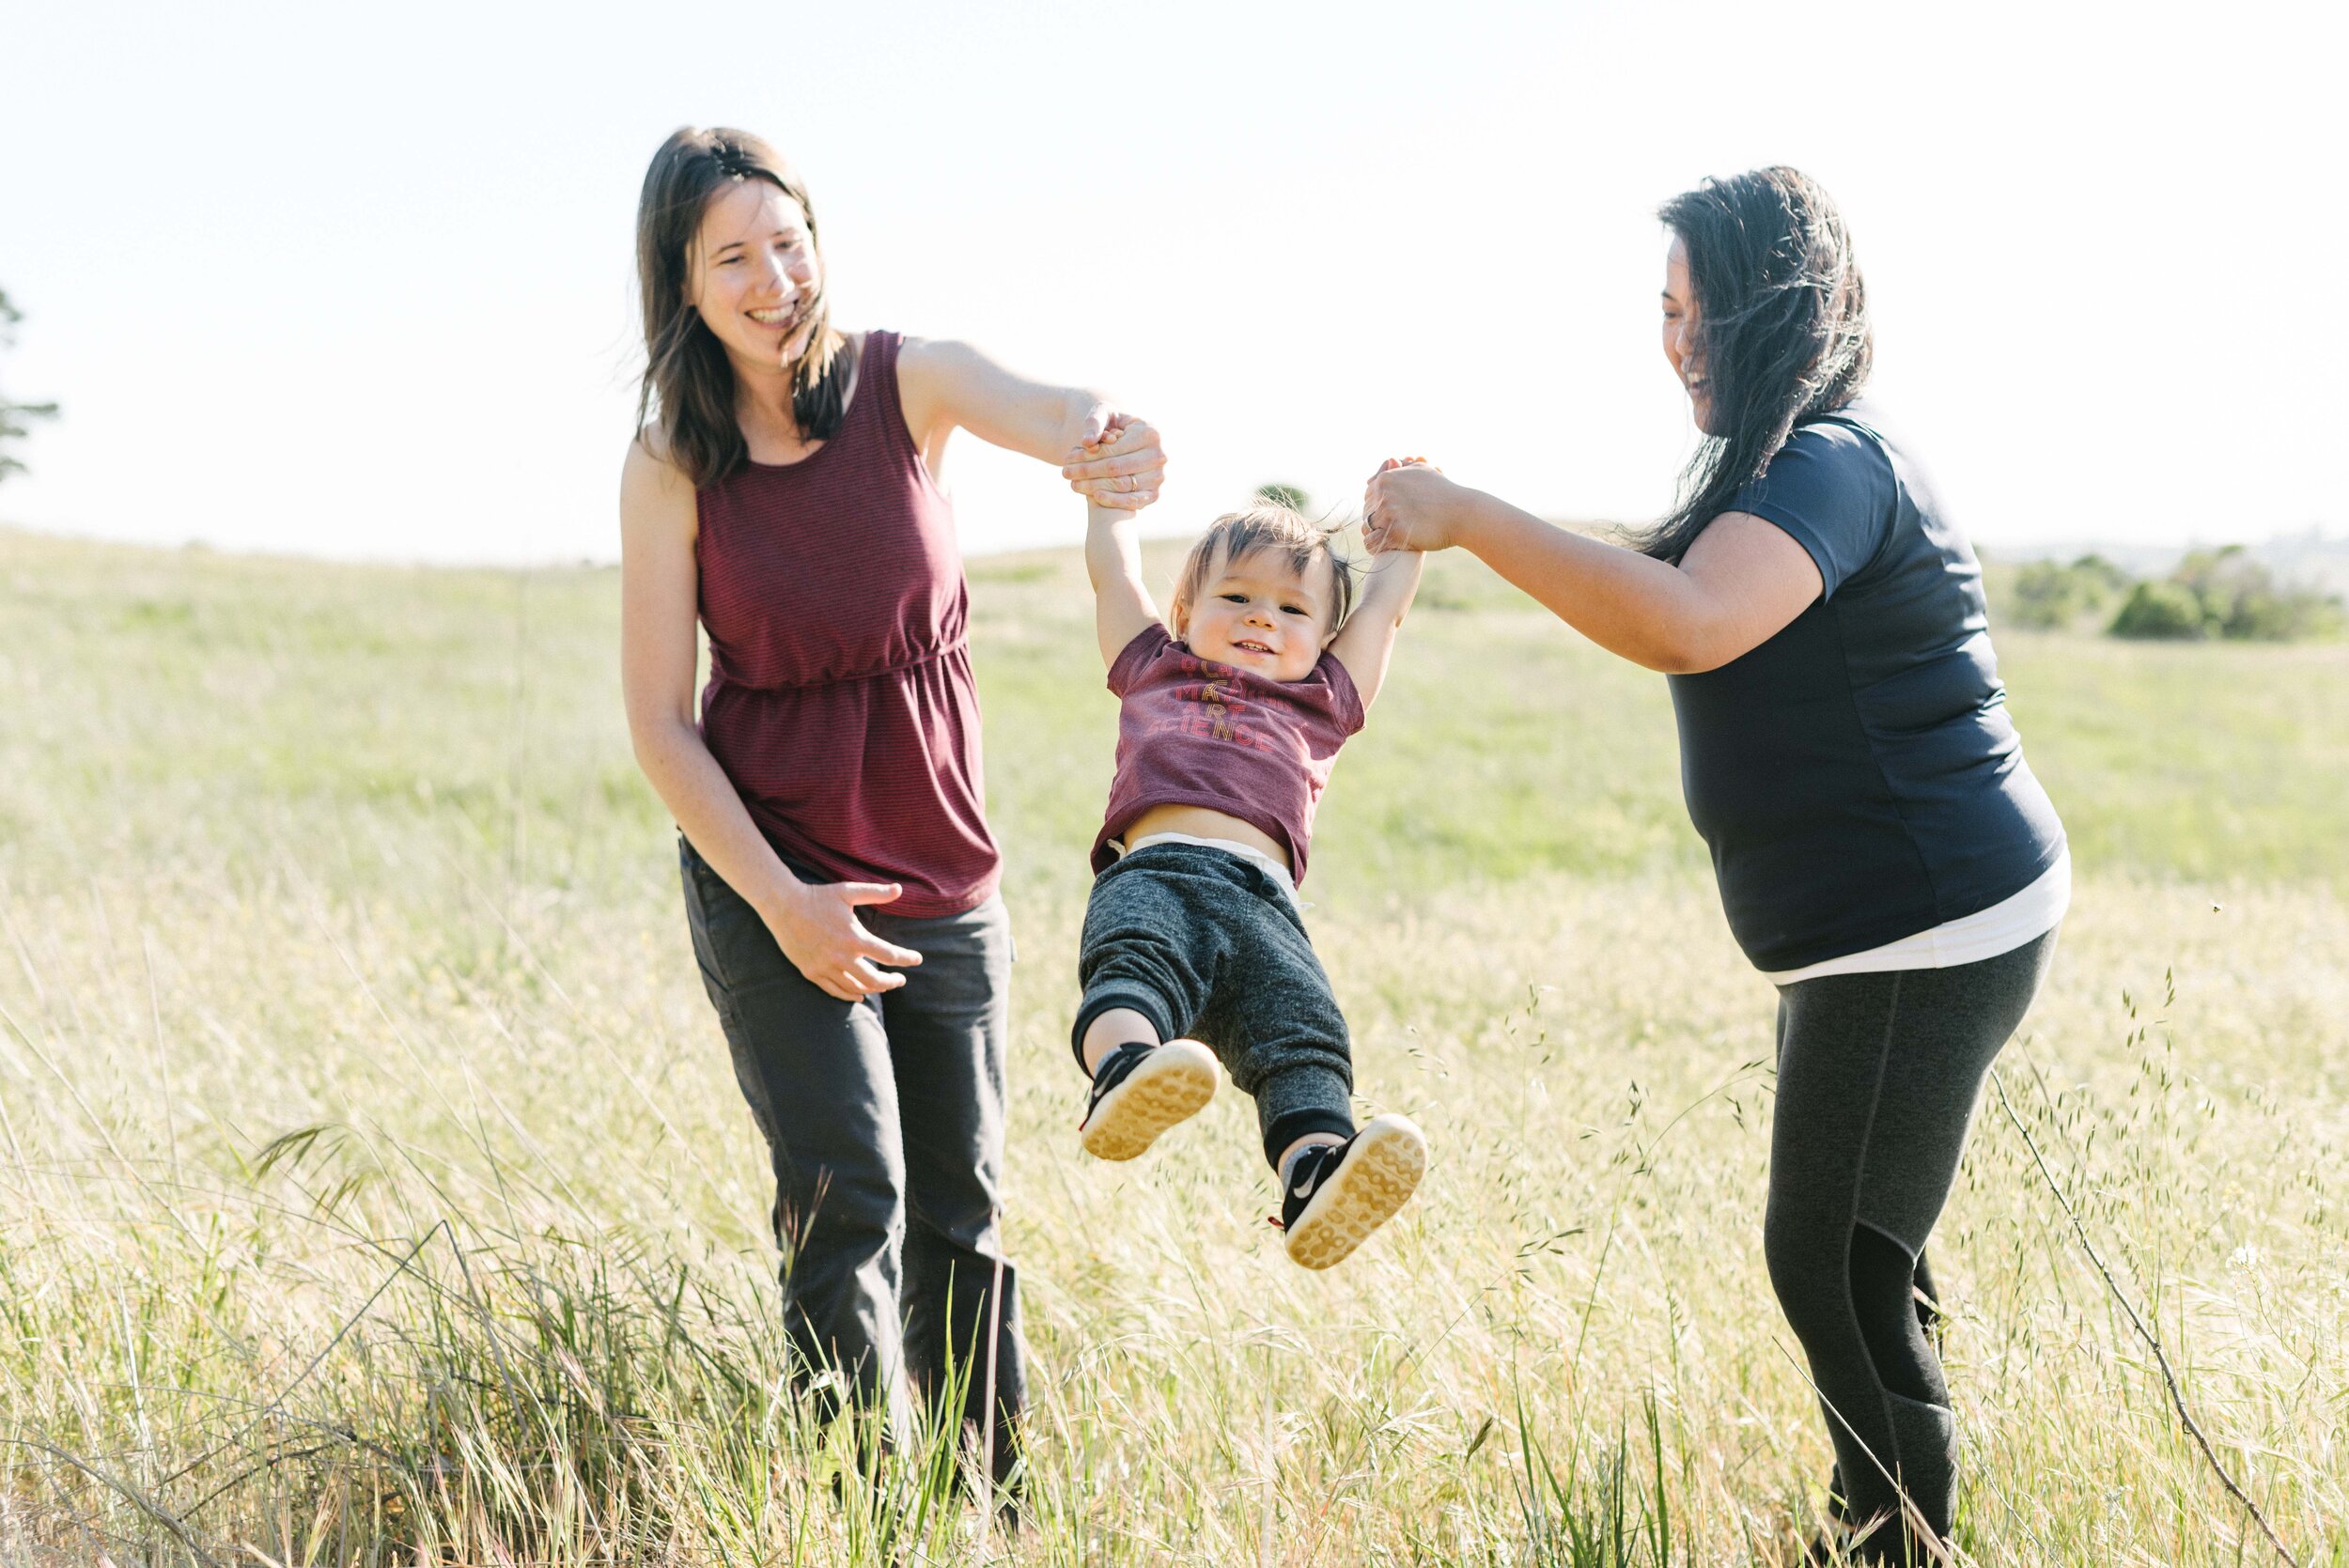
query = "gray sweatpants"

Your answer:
(1766, 927), (2058, 1560)
(679, 837), (1021, 1464)
(1073, 841), (1356, 1167)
